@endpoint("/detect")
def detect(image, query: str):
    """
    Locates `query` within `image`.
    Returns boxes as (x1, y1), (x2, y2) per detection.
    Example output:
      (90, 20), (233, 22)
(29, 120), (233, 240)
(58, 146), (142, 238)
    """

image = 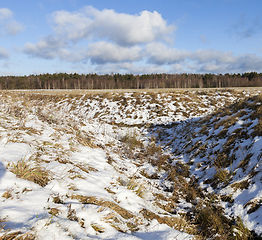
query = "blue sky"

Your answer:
(0, 0), (262, 76)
